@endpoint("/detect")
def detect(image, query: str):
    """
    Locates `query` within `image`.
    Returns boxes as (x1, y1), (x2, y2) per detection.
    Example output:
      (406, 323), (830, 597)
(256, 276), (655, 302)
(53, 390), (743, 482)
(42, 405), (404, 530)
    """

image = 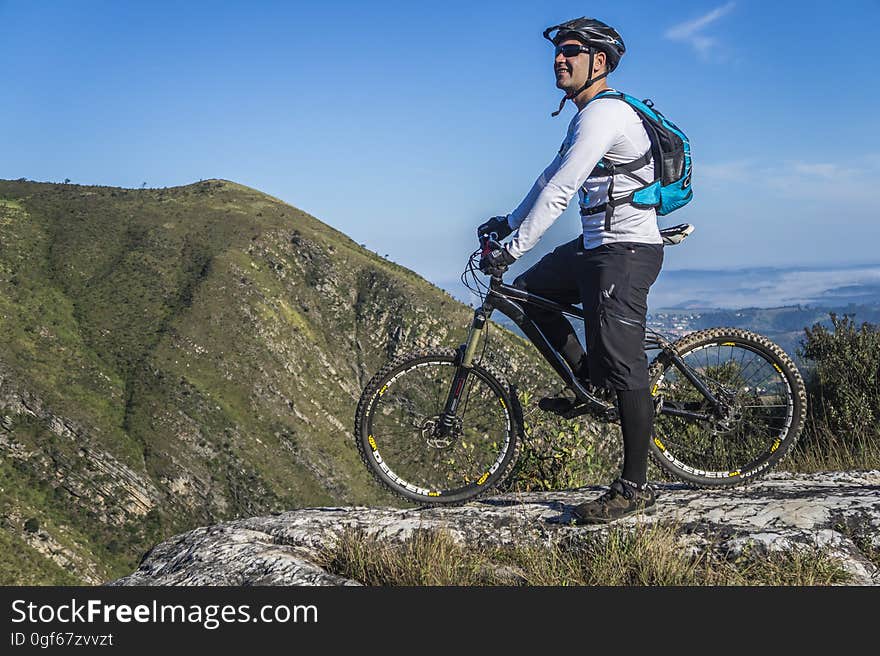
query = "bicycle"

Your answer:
(354, 224), (807, 505)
